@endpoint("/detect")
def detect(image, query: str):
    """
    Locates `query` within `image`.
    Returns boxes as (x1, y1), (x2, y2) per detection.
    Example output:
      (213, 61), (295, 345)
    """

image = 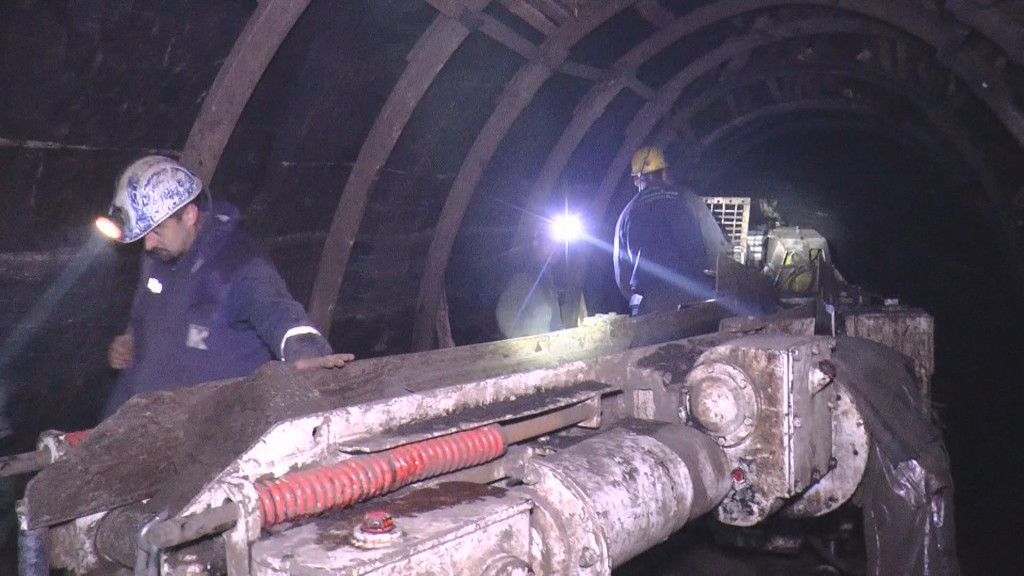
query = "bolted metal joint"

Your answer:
(351, 510), (404, 549)
(359, 510), (395, 535)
